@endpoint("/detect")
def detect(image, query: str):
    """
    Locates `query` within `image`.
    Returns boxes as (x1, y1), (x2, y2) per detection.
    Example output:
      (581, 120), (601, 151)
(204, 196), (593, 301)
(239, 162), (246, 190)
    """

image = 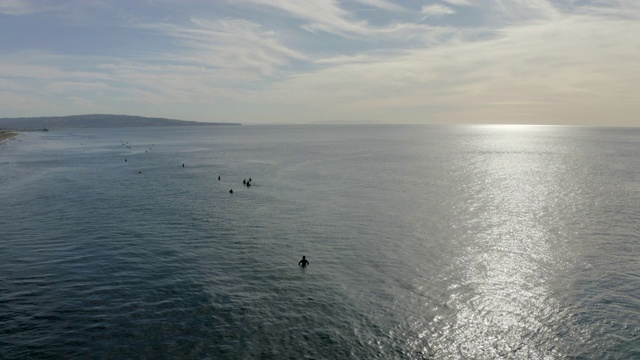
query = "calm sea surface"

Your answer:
(1, 125), (638, 359)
